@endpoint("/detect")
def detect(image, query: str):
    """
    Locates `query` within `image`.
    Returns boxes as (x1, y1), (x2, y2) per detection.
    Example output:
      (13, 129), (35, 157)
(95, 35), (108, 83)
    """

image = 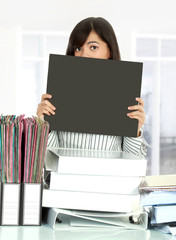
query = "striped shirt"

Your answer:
(47, 131), (147, 157)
